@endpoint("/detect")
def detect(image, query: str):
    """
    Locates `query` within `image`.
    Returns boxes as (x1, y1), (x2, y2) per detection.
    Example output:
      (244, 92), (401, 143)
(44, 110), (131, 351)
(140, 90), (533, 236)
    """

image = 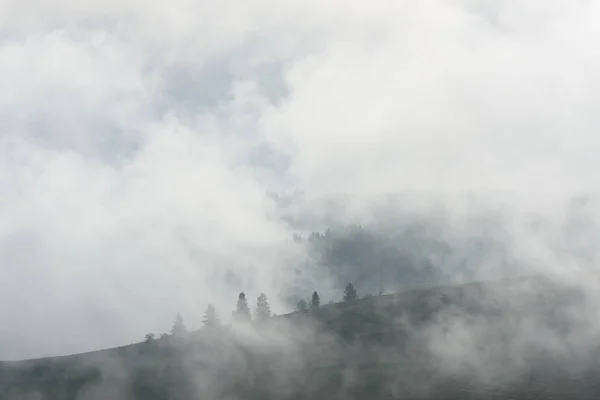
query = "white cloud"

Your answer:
(2, 0), (600, 359)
